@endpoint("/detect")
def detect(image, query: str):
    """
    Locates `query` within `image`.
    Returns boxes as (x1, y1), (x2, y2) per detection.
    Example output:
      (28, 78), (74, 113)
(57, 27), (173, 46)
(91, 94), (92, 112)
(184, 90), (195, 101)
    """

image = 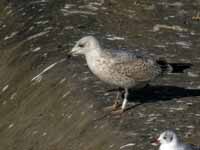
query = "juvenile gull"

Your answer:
(154, 130), (200, 150)
(70, 36), (171, 114)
